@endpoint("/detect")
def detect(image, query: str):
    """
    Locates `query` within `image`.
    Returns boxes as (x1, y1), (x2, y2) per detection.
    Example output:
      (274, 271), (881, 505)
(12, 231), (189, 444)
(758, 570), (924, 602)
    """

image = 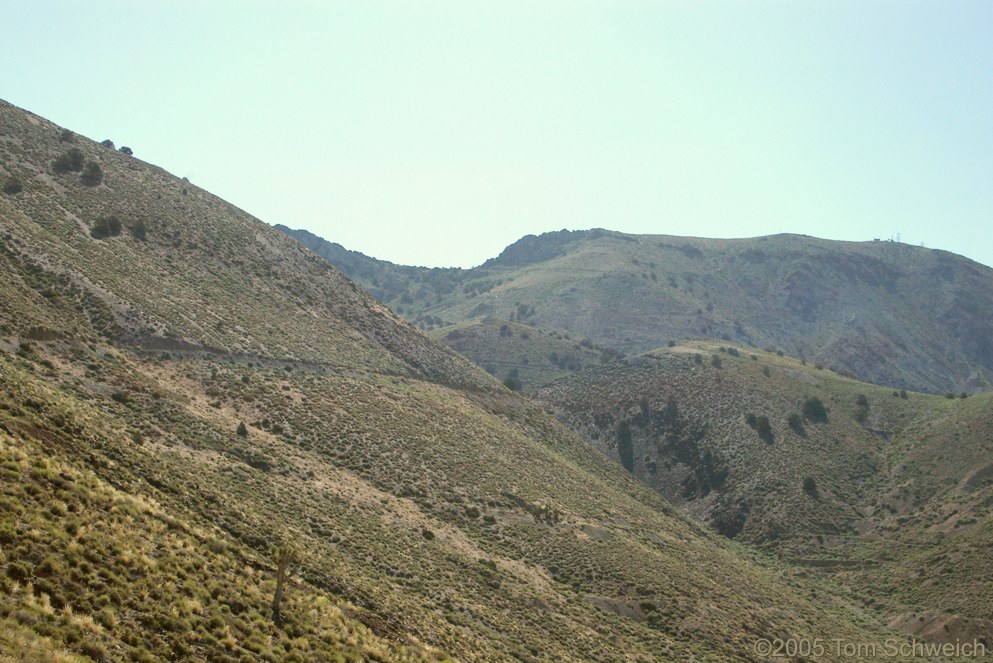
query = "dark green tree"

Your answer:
(802, 396), (828, 423)
(52, 148), (85, 173)
(80, 161), (103, 186)
(2, 178), (22, 195)
(503, 368), (522, 392)
(616, 420), (634, 472)
(91, 215), (123, 239)
(755, 415), (773, 442)
(130, 218), (147, 241)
